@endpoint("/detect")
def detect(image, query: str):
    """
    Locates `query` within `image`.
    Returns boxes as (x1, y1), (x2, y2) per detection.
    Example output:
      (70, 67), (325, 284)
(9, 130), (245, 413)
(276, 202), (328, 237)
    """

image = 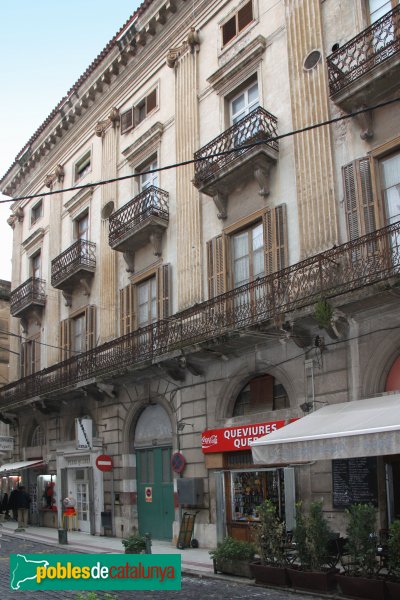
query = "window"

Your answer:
(380, 151), (400, 225)
(222, 1), (253, 47)
(233, 374), (289, 417)
(120, 264), (170, 335)
(59, 306), (96, 360)
(207, 206), (288, 298)
(31, 252), (41, 279)
(369, 0), (398, 23)
(120, 89), (158, 134)
(74, 151), (91, 183)
(75, 212), (89, 241)
(31, 200), (43, 225)
(31, 424), (46, 447)
(230, 81), (259, 126)
(139, 157), (158, 191)
(20, 335), (40, 377)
